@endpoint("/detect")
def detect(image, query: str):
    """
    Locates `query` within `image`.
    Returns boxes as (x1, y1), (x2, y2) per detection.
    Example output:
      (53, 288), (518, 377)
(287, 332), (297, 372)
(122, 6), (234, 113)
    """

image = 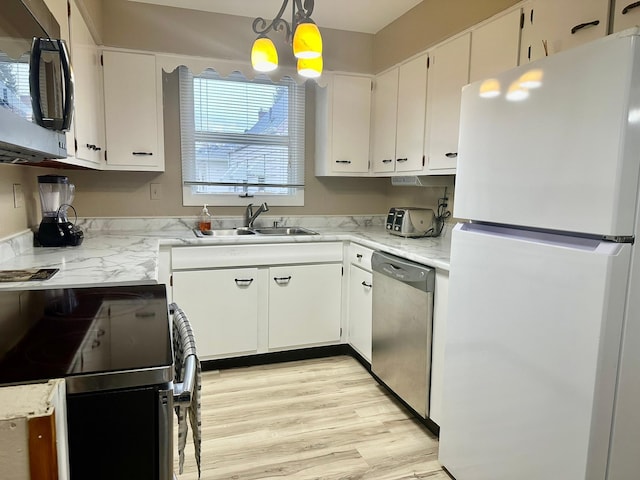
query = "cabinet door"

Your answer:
(268, 263), (342, 349)
(371, 68), (398, 173)
(469, 9), (523, 83)
(612, 0), (640, 33)
(173, 268), (259, 359)
(395, 54), (428, 173)
(103, 50), (163, 170)
(330, 75), (371, 173)
(520, 0), (609, 63)
(69, 0), (104, 167)
(425, 33), (471, 173)
(348, 265), (372, 362)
